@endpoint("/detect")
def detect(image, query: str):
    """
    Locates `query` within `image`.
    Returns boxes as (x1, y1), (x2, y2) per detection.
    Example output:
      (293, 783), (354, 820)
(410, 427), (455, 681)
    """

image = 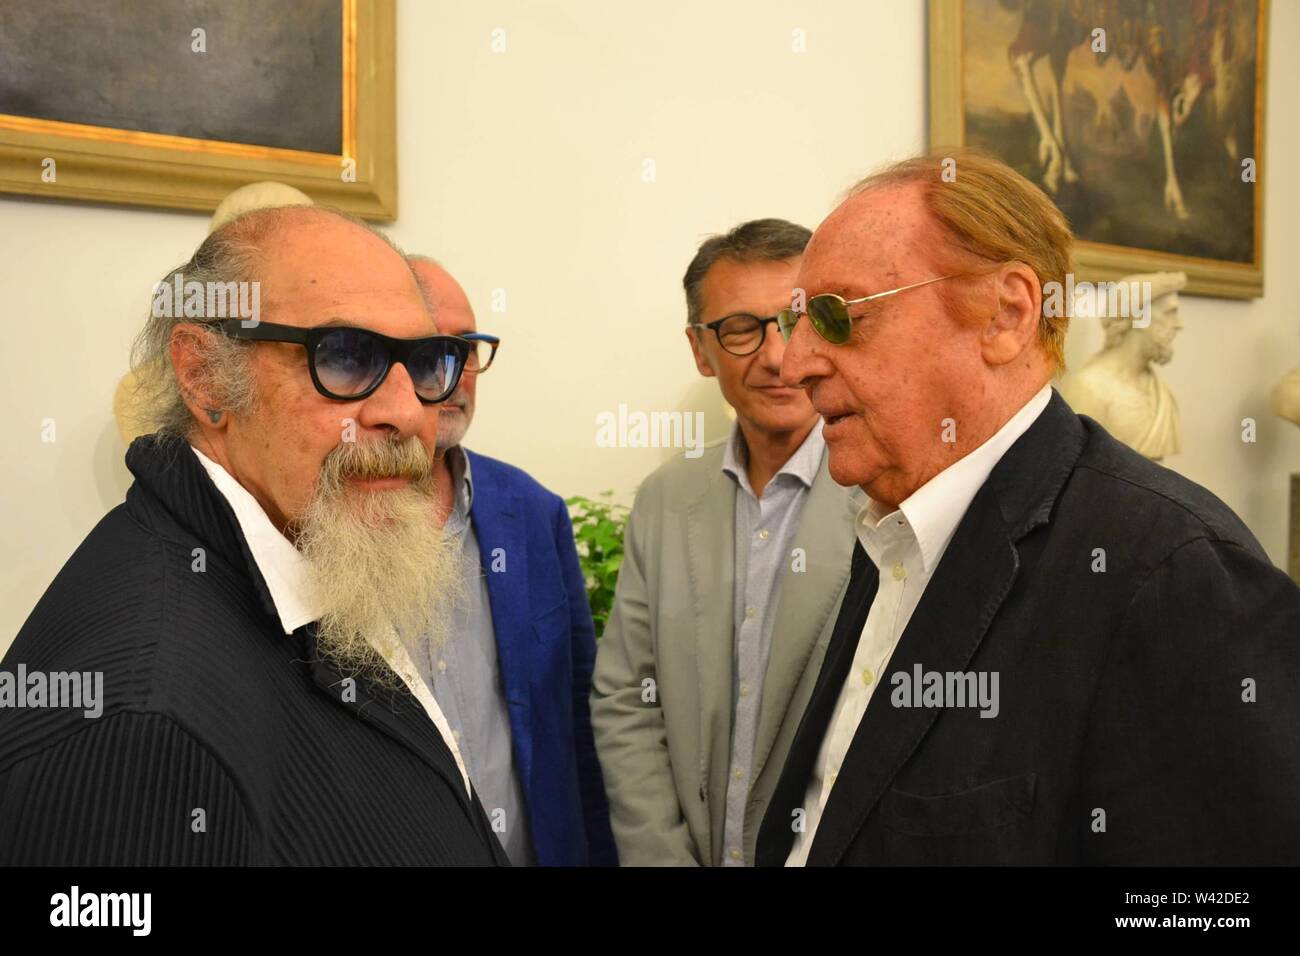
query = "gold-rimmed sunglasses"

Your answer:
(776, 274), (960, 345)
